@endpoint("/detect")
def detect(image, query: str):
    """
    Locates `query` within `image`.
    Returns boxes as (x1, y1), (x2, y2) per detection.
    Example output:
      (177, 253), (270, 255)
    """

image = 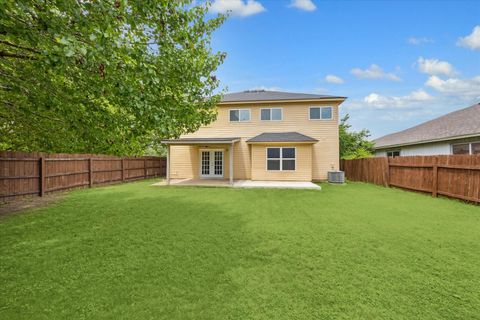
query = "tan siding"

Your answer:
(170, 146), (197, 179)
(251, 144), (312, 181)
(171, 100), (341, 181)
